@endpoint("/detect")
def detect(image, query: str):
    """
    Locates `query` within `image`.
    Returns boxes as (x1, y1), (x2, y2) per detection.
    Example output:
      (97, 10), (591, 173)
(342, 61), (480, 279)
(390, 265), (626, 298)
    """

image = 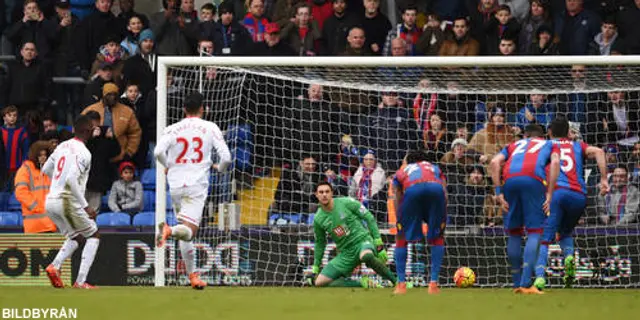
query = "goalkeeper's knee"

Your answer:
(361, 252), (376, 265)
